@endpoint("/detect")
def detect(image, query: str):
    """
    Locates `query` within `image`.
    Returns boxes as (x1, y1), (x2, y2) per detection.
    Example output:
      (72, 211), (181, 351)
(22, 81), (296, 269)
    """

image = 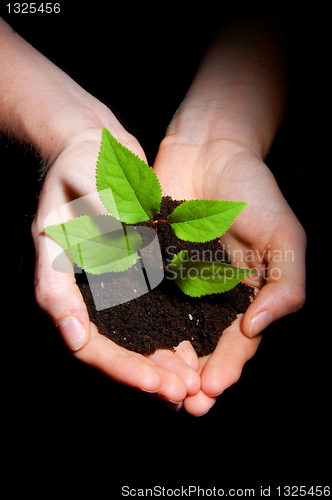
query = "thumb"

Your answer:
(241, 228), (306, 338)
(32, 224), (91, 351)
